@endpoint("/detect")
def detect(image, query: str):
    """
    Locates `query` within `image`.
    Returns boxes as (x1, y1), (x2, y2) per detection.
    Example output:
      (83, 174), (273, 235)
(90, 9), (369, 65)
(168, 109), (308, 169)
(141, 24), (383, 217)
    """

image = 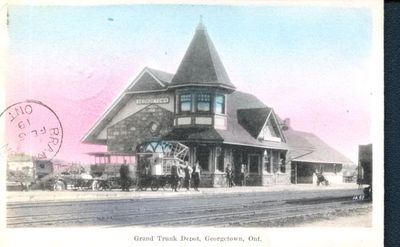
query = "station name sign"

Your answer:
(136, 97), (170, 105)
